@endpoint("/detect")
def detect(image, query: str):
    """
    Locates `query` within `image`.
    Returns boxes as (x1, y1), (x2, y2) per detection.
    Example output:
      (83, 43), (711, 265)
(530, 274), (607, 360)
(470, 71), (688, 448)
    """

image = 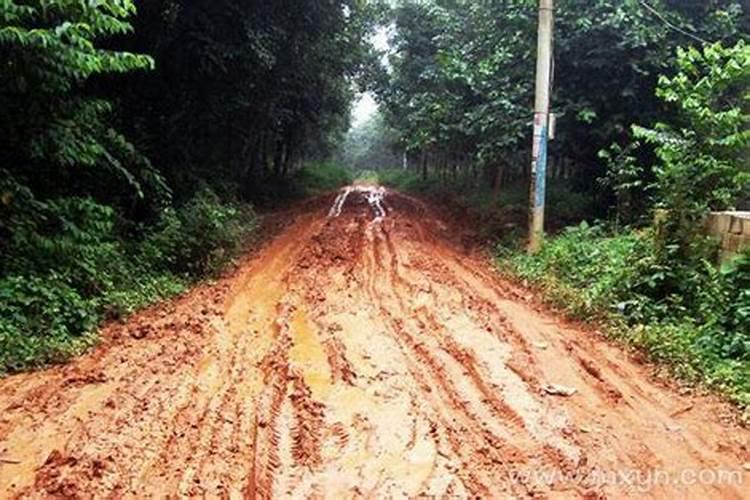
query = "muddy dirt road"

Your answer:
(1, 187), (749, 499)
